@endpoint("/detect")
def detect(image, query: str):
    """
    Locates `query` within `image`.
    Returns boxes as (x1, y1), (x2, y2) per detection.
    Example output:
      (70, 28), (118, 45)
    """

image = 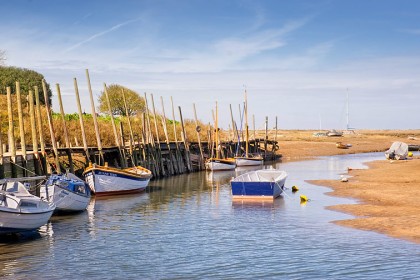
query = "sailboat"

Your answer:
(205, 102), (236, 171)
(235, 90), (263, 166)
